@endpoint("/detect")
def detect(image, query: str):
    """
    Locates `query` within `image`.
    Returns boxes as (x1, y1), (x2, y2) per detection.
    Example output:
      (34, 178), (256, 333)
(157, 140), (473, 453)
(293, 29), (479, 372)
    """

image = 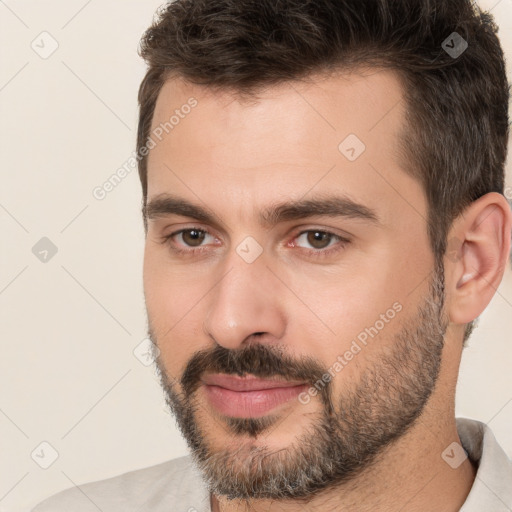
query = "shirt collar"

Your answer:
(457, 416), (512, 511)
